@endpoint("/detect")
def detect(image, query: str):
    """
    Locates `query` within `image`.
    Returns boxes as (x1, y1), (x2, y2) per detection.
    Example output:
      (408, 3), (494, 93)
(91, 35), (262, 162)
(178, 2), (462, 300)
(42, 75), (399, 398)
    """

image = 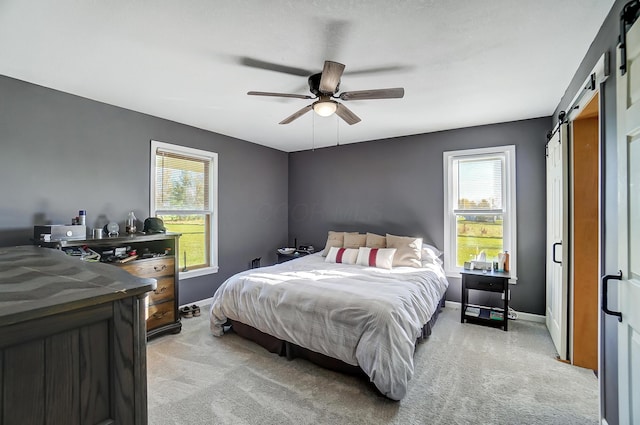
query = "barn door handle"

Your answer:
(552, 242), (562, 264)
(602, 271), (623, 322)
